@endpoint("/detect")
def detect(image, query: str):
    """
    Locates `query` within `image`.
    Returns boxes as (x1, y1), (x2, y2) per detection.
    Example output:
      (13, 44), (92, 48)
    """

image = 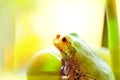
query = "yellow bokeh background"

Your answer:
(0, 0), (120, 79)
